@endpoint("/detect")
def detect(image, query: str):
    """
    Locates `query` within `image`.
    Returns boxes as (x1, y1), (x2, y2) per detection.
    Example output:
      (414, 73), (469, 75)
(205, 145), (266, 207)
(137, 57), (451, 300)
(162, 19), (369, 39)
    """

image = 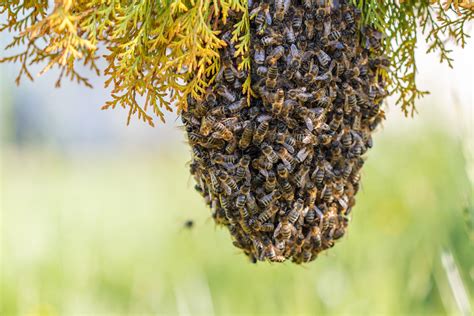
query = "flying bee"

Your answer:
(253, 121), (269, 145)
(264, 171), (277, 193)
(285, 25), (296, 44)
(216, 85), (236, 103)
(271, 89), (284, 115)
(262, 143), (279, 164)
(275, 0), (290, 21)
(239, 121), (254, 149)
(266, 45), (285, 64)
(265, 63), (278, 89)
